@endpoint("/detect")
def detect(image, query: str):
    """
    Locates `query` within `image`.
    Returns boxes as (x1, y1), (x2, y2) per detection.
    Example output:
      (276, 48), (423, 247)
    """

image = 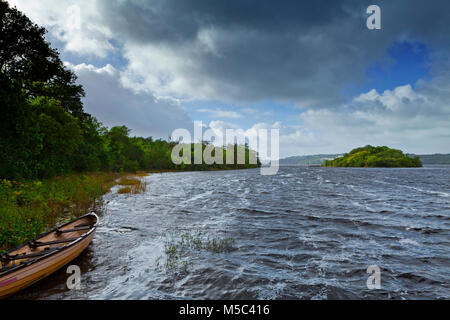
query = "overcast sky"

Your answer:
(8, 0), (450, 157)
